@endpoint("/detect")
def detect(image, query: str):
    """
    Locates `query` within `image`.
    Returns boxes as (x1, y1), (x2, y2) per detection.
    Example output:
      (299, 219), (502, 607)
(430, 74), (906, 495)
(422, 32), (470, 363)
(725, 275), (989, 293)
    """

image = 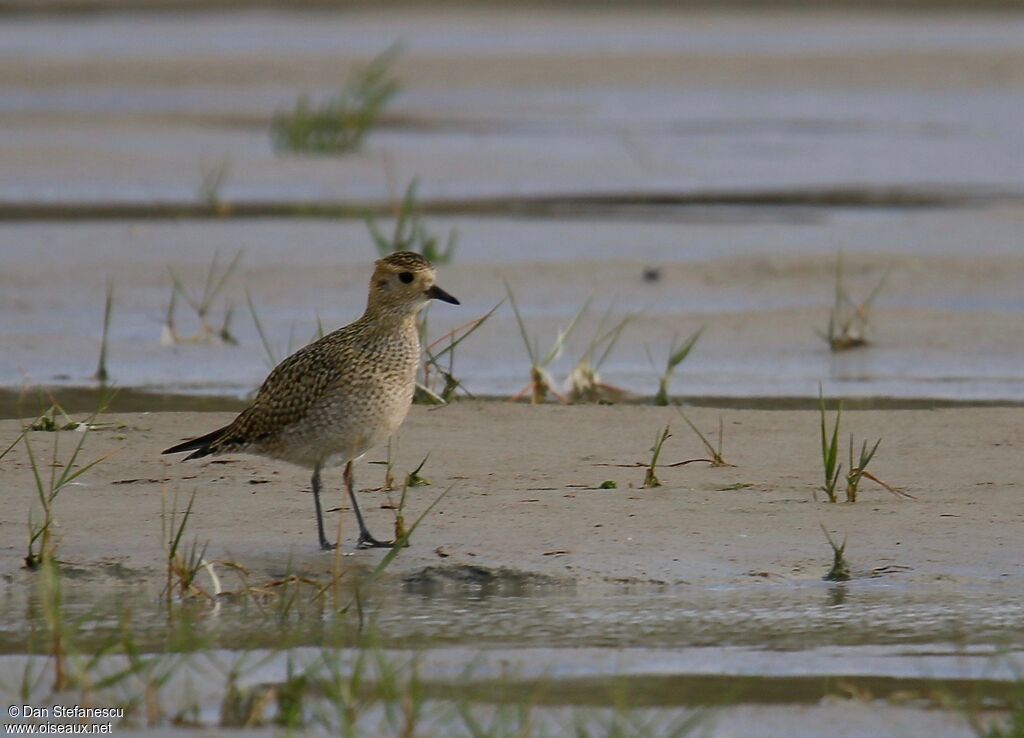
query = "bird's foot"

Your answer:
(319, 538), (337, 552)
(356, 533), (395, 549)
